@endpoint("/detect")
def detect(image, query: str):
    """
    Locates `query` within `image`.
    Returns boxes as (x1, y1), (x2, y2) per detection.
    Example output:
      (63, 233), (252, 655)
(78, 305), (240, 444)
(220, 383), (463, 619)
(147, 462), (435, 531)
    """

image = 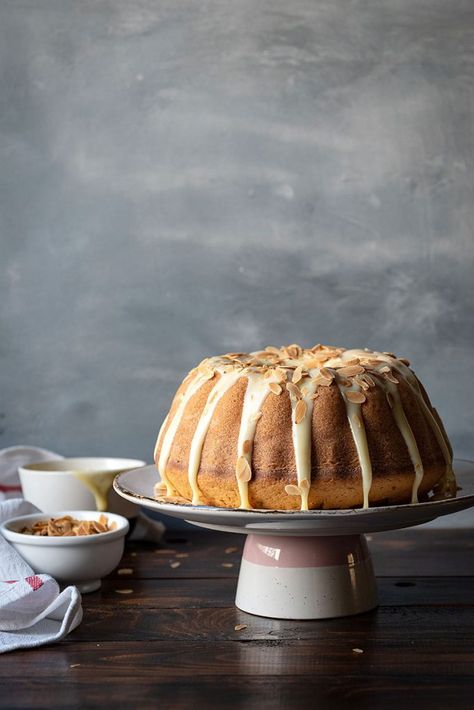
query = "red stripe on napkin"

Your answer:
(25, 576), (43, 591)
